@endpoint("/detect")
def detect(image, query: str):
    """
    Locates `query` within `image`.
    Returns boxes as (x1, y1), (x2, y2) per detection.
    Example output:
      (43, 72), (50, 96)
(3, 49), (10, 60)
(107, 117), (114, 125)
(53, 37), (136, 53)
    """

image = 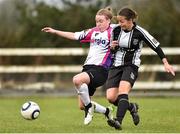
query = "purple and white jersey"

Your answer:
(74, 24), (117, 69)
